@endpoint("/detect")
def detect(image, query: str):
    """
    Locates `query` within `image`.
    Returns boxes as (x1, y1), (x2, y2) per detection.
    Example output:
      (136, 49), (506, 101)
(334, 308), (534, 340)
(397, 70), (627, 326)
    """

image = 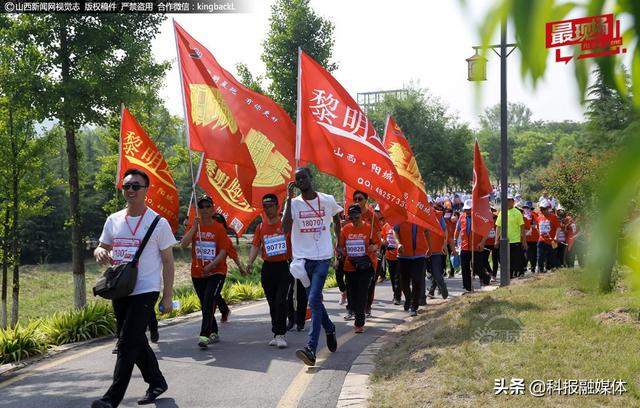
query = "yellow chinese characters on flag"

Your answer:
(117, 107), (180, 232)
(195, 152), (267, 237)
